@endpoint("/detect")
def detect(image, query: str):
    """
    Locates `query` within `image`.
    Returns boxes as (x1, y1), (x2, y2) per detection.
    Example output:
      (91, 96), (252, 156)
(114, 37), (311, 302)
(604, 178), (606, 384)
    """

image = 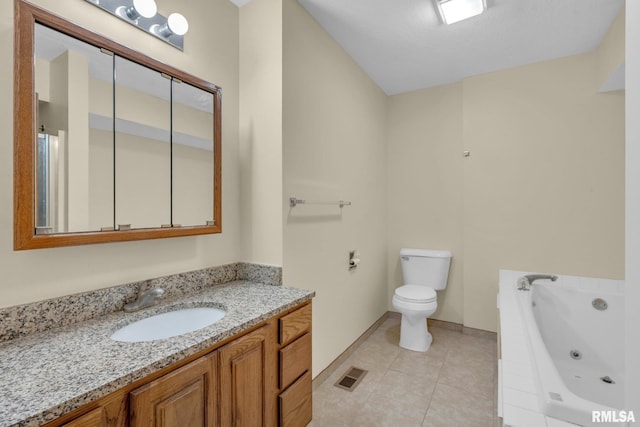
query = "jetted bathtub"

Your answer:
(499, 270), (627, 426)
